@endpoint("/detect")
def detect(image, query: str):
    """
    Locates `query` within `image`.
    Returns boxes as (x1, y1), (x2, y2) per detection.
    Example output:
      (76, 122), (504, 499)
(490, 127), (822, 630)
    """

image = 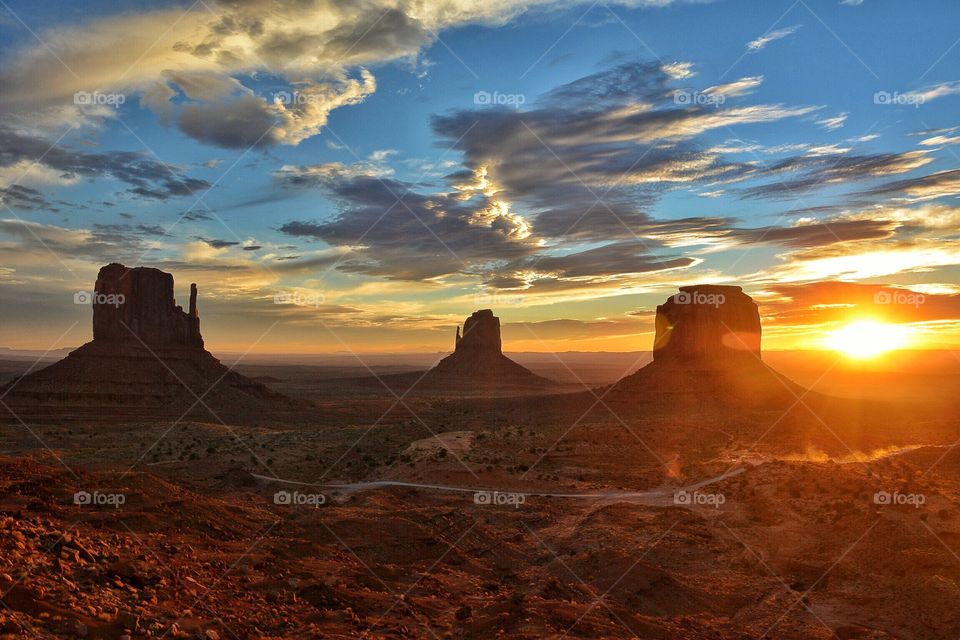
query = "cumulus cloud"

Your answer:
(0, 0), (691, 150)
(662, 61), (695, 80)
